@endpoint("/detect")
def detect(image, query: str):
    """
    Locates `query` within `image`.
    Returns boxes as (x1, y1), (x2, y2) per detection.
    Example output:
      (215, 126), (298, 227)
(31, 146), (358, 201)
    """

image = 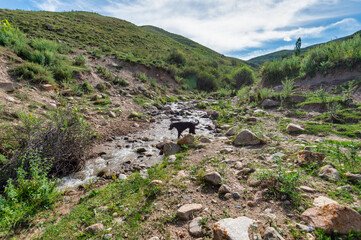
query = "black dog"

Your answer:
(169, 120), (199, 138)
